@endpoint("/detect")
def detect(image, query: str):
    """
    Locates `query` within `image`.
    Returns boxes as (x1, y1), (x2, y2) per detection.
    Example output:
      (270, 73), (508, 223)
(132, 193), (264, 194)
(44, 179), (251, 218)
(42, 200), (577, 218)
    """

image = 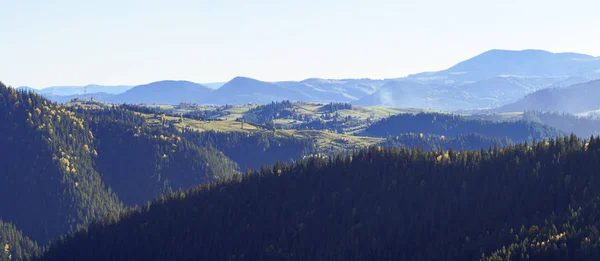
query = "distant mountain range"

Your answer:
(28, 77), (388, 106)
(355, 49), (600, 111)
(18, 49), (600, 110)
(355, 75), (566, 111)
(18, 84), (133, 95)
(407, 49), (600, 83)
